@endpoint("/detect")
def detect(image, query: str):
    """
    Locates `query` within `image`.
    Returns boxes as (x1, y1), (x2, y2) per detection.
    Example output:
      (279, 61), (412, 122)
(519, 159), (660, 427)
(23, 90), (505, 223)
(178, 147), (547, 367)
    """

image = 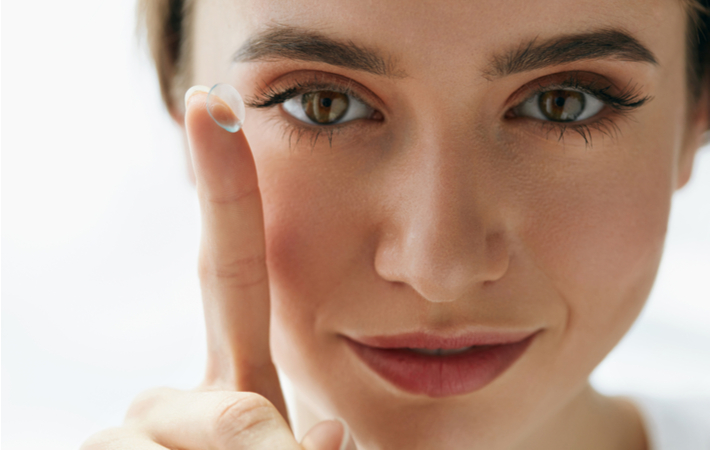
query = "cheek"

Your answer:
(253, 151), (366, 378)
(260, 176), (325, 381)
(529, 173), (668, 291)
(519, 142), (674, 364)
